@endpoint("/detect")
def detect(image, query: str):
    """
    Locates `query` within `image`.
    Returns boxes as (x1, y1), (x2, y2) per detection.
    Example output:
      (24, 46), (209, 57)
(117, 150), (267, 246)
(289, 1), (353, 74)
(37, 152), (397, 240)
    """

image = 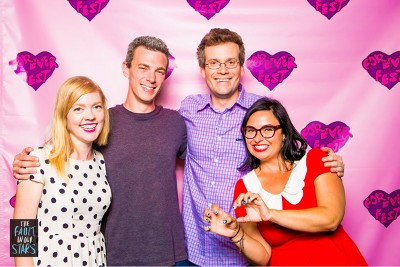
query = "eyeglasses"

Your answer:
(242, 125), (281, 139)
(205, 59), (239, 69)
